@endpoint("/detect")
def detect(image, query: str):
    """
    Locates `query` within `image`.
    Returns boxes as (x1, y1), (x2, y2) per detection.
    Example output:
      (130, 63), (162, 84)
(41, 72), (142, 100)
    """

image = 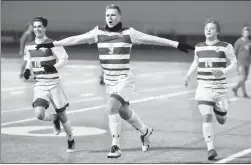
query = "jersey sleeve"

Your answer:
(51, 46), (68, 59)
(23, 46), (30, 61)
(130, 27), (178, 47)
(225, 44), (237, 65)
